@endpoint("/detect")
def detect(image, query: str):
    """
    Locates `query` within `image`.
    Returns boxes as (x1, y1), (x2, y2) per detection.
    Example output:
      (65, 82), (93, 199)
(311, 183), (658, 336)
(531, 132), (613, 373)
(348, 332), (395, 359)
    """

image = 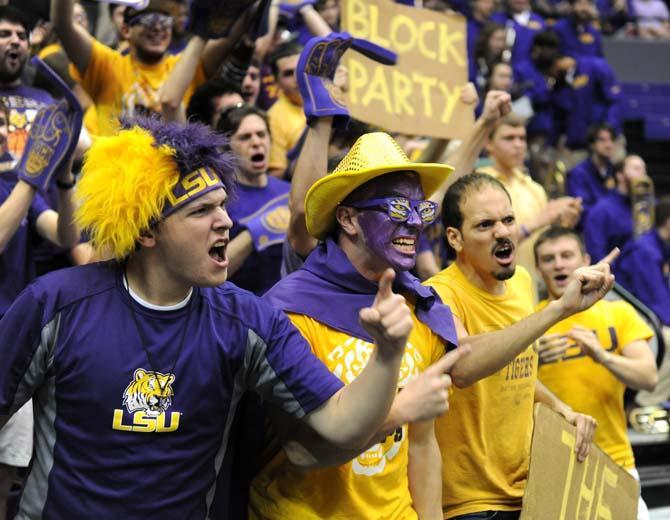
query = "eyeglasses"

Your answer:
(128, 12), (174, 30)
(345, 197), (439, 225)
